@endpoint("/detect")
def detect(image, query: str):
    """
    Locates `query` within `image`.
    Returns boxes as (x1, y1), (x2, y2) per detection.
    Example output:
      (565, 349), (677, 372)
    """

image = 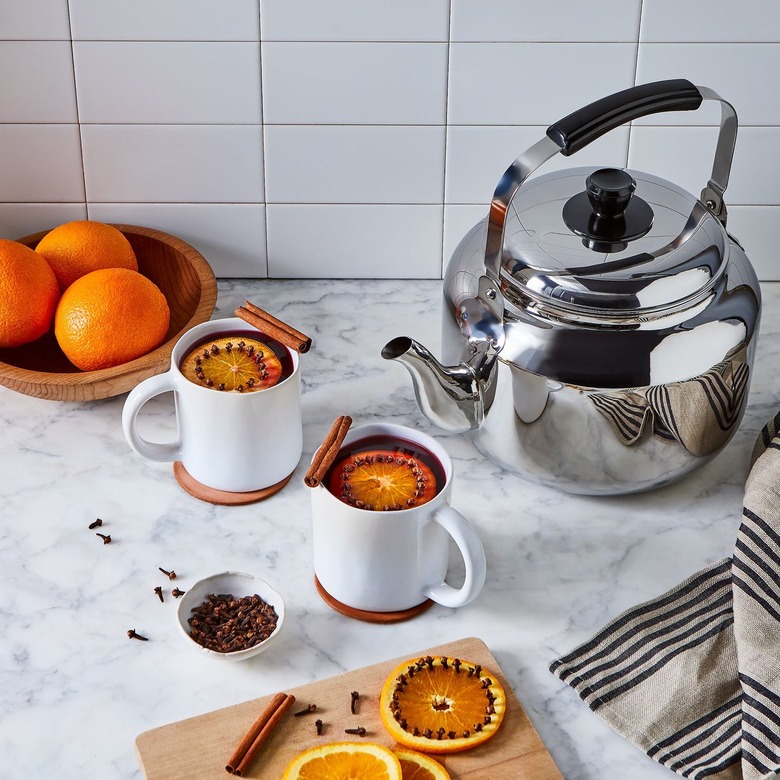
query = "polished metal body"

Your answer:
(383, 83), (762, 495)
